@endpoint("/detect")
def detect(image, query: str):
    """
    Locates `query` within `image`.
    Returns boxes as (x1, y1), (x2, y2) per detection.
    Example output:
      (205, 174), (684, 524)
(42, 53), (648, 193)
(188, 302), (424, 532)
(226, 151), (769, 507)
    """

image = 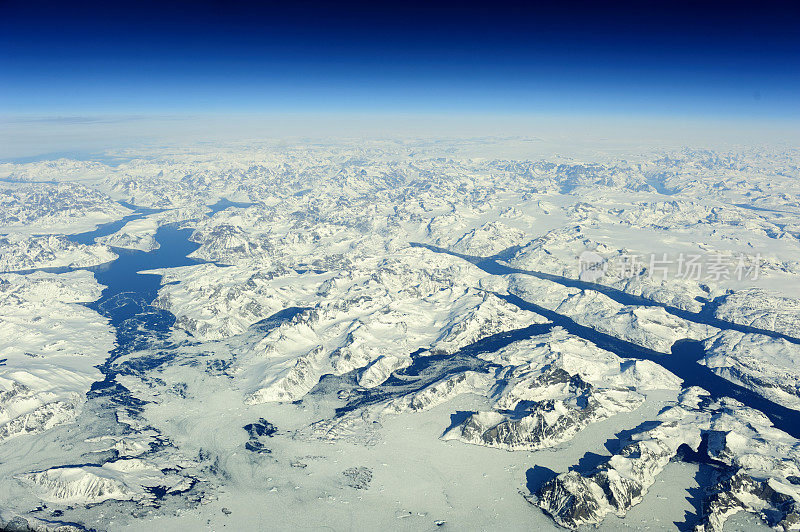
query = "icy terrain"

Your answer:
(702, 331), (800, 410)
(95, 217), (159, 252)
(0, 139), (798, 531)
(0, 271), (114, 444)
(0, 234), (117, 272)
